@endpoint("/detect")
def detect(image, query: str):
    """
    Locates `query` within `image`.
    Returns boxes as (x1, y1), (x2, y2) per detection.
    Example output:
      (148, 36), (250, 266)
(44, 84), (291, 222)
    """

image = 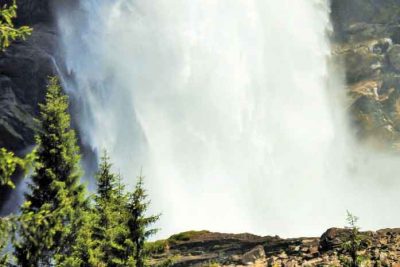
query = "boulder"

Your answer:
(319, 228), (350, 251)
(241, 245), (266, 265)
